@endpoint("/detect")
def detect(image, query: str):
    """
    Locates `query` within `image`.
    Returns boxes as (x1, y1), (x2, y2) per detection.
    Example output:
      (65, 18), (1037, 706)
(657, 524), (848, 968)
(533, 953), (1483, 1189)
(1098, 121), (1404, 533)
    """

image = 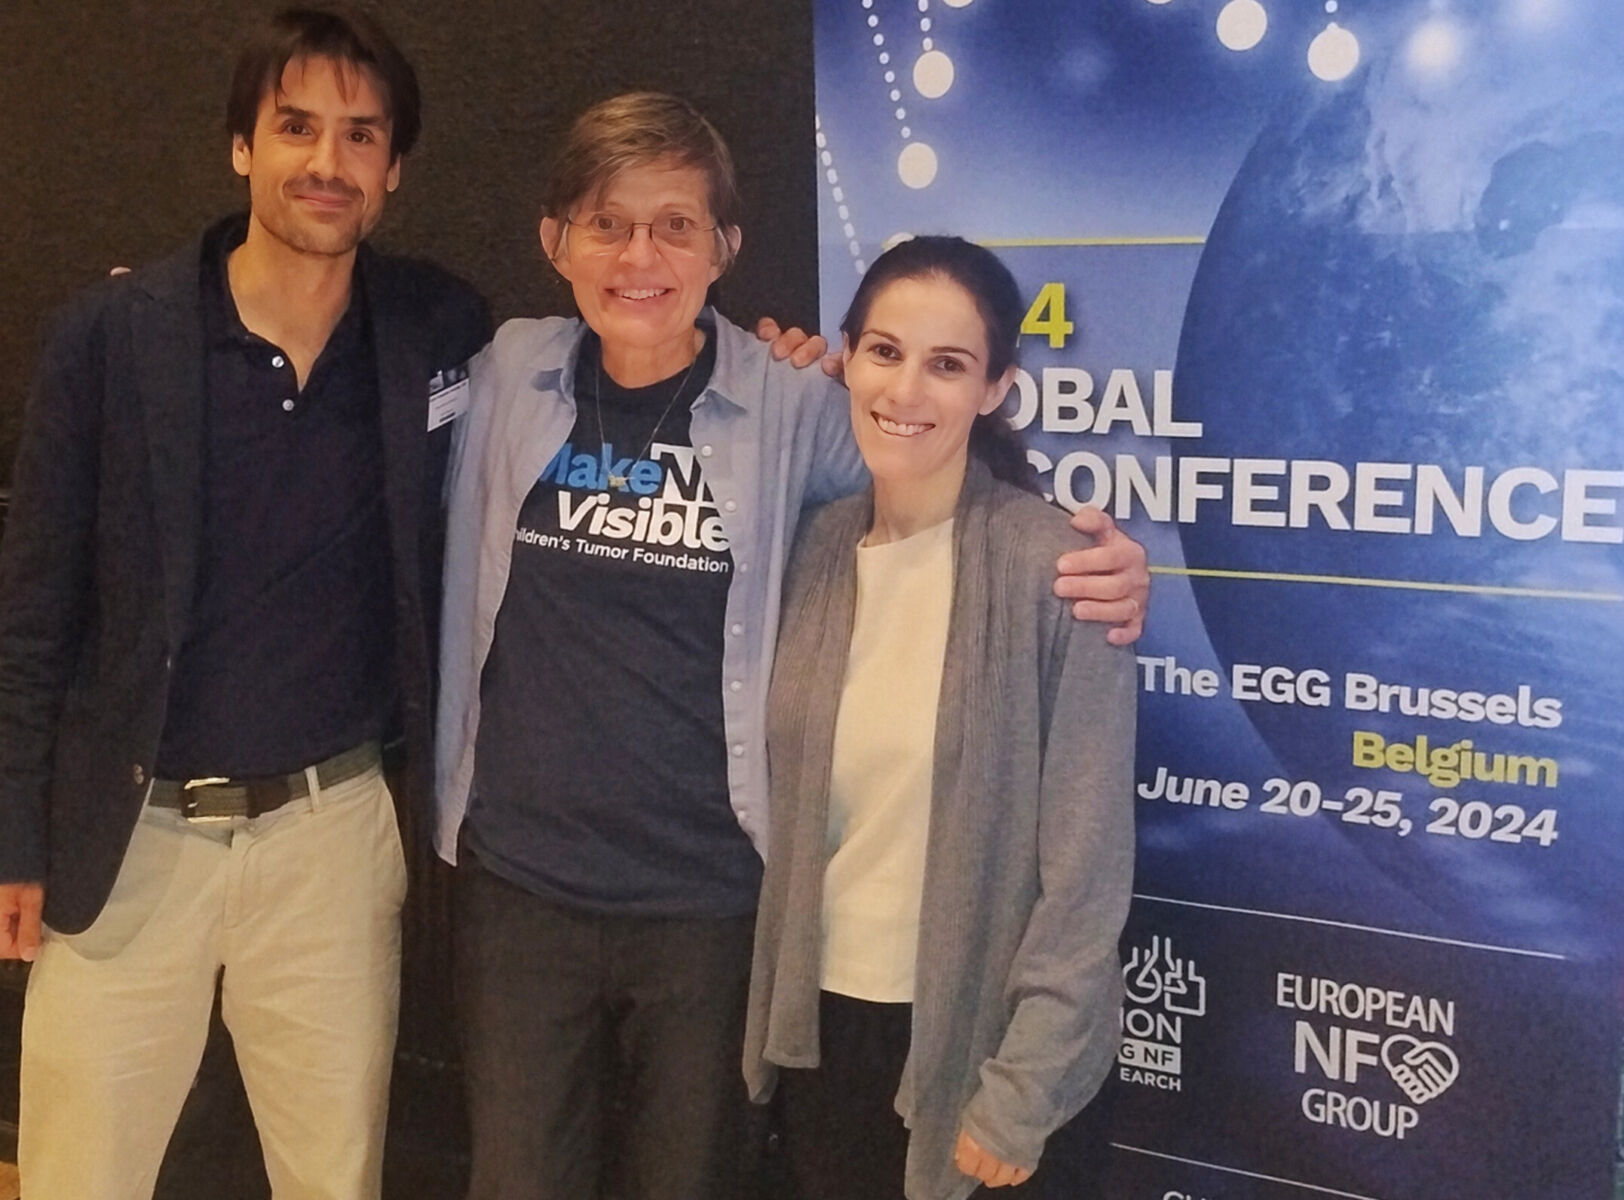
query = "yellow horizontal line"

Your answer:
(975, 235), (1207, 248)
(1151, 564), (1623, 603)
